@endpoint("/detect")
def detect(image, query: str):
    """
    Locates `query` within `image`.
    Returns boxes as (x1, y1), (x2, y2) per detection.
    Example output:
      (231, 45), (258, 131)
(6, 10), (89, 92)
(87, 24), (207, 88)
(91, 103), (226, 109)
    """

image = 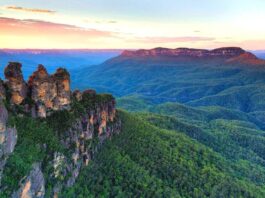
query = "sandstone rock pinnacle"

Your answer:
(4, 62), (28, 105)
